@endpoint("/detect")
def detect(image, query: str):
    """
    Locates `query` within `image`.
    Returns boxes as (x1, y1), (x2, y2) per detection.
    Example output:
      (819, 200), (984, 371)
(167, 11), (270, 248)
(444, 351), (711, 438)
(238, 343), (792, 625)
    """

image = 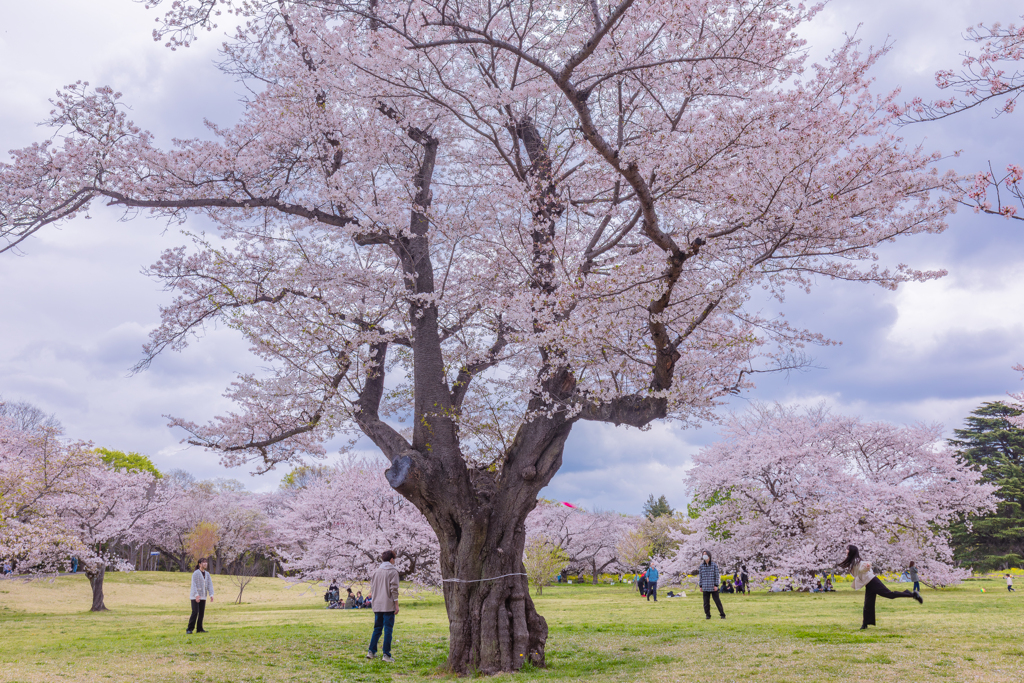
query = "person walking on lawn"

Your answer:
(699, 551), (726, 620)
(187, 557), (214, 634)
(366, 550), (400, 662)
(645, 564), (659, 602)
(907, 561), (920, 594)
(838, 544), (921, 630)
